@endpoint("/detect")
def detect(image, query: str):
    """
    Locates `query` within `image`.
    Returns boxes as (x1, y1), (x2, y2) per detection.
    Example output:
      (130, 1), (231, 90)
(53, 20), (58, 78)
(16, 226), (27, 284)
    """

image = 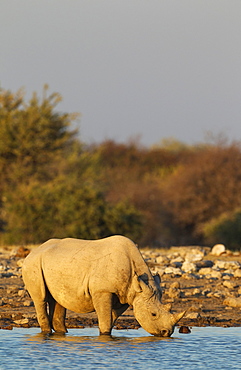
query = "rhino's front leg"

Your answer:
(93, 292), (113, 335)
